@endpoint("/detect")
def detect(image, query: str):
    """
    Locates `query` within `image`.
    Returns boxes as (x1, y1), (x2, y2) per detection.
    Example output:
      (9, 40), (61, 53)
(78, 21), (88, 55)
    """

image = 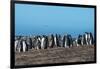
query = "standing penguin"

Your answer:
(88, 32), (94, 45)
(35, 36), (41, 50)
(69, 34), (73, 47)
(48, 34), (54, 48)
(85, 32), (89, 45)
(17, 39), (23, 52)
(81, 35), (84, 46)
(55, 34), (59, 47)
(90, 32), (94, 45)
(26, 37), (32, 49)
(63, 34), (69, 48)
(54, 34), (57, 47)
(41, 35), (48, 49)
(58, 34), (63, 47)
(83, 34), (87, 45)
(15, 39), (19, 52)
(22, 40), (28, 52)
(78, 34), (82, 46)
